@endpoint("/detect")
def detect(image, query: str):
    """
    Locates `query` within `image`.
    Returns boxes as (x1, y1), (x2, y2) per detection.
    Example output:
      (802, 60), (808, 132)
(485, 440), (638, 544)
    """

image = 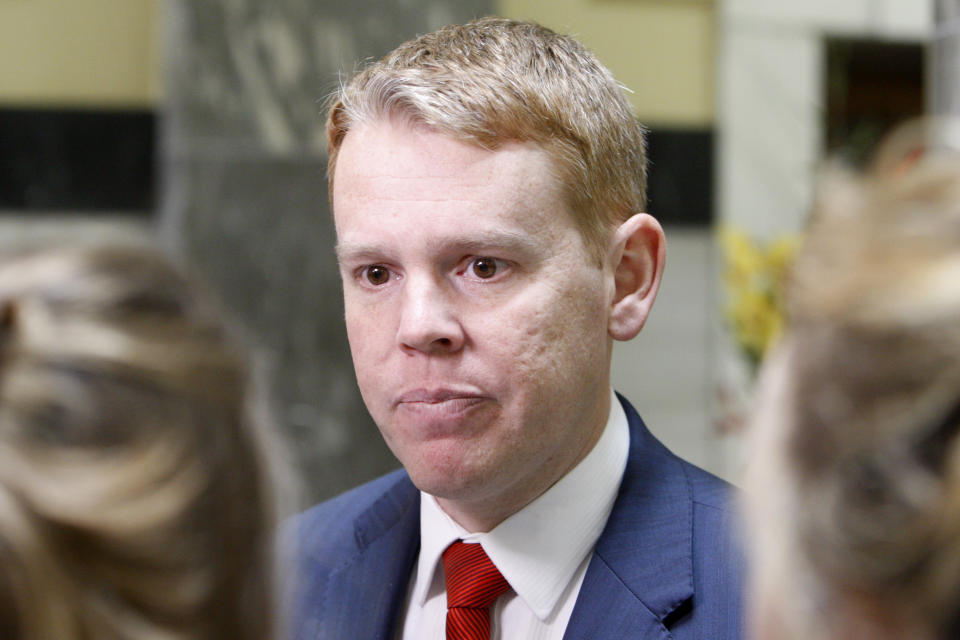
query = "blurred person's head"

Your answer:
(744, 125), (960, 640)
(0, 247), (275, 640)
(326, 16), (649, 264)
